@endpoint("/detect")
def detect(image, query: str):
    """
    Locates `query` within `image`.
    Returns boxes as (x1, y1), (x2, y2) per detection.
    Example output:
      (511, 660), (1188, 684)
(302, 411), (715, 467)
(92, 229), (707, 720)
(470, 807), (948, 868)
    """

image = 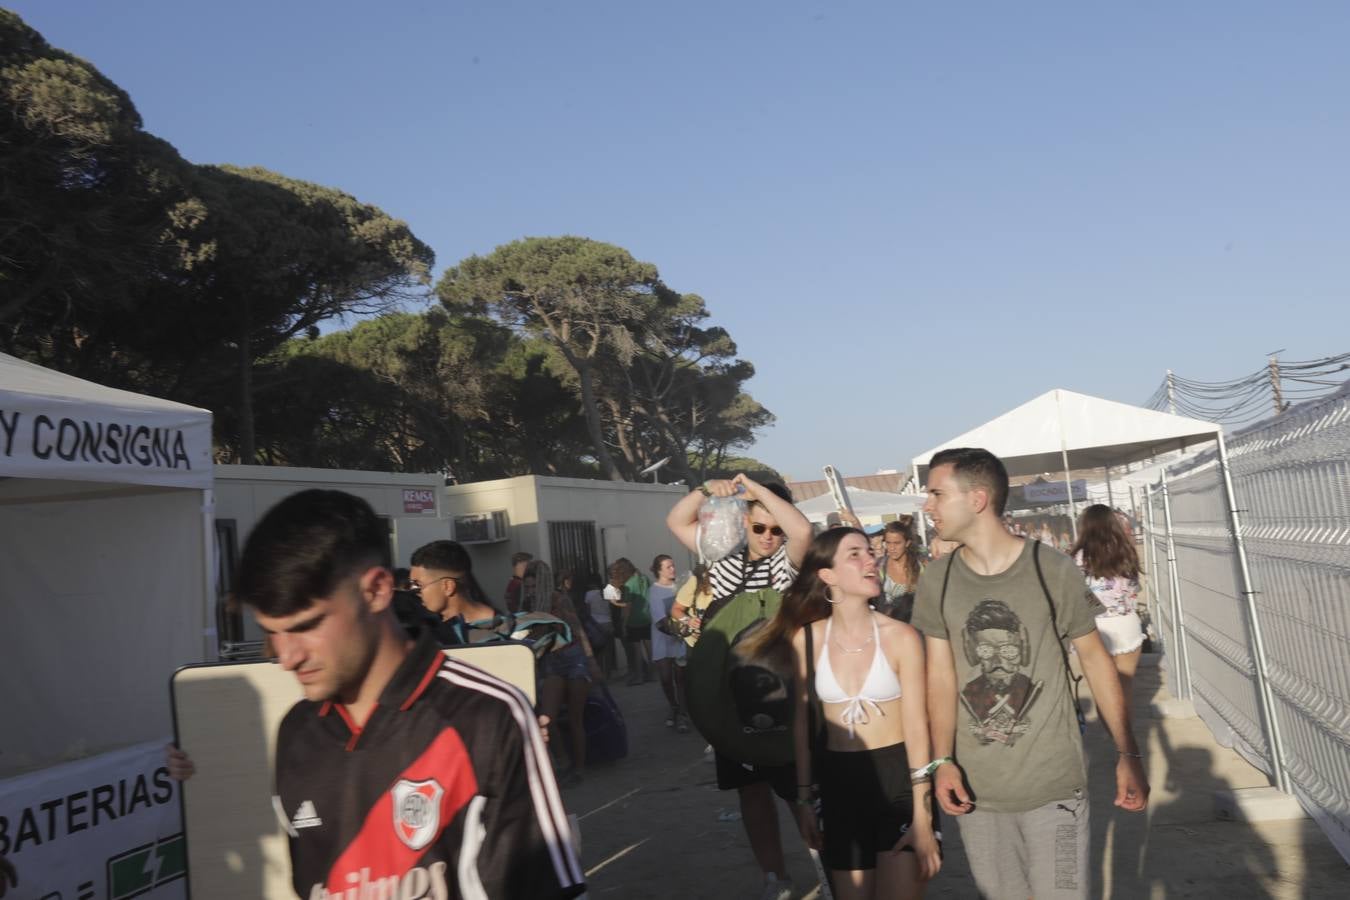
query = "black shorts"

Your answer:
(713, 751), (795, 802)
(819, 742), (942, 871)
(624, 625), (650, 643)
